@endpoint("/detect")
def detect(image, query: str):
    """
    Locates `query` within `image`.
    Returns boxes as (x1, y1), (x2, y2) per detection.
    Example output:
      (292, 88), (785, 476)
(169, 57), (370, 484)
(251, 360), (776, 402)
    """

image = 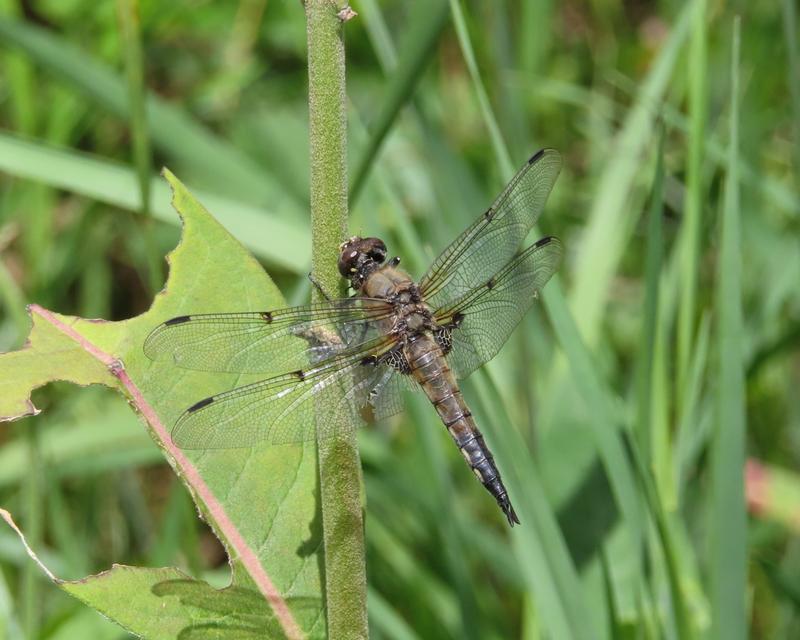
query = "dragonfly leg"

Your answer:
(307, 272), (335, 301)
